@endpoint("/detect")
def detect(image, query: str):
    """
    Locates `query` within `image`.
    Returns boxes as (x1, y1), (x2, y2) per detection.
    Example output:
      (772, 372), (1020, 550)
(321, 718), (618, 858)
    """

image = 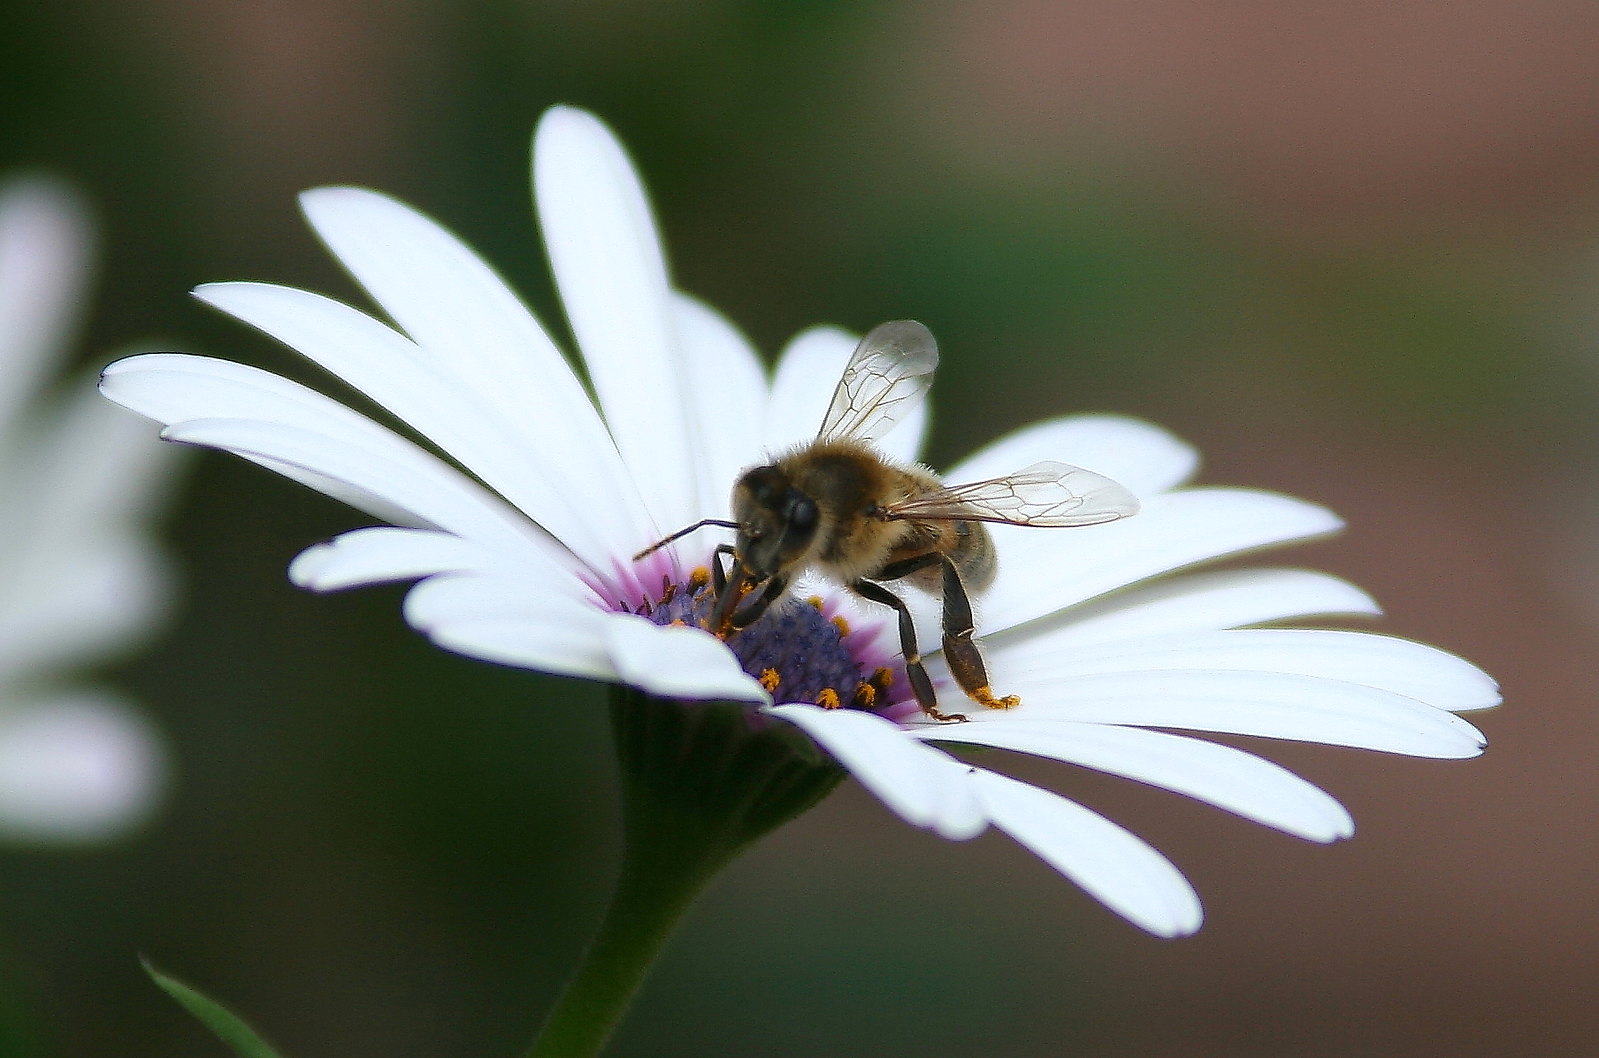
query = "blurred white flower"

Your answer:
(0, 179), (170, 842)
(101, 107), (1493, 933)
